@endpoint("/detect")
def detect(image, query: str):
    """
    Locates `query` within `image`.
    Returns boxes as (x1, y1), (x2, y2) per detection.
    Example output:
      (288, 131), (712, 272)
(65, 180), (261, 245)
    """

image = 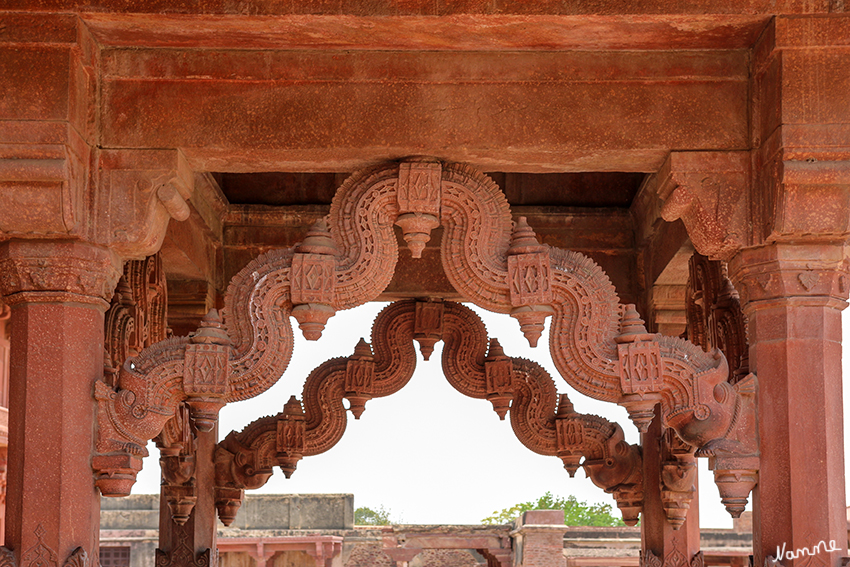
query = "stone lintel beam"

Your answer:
(99, 43), (749, 173)
(656, 151), (750, 262)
